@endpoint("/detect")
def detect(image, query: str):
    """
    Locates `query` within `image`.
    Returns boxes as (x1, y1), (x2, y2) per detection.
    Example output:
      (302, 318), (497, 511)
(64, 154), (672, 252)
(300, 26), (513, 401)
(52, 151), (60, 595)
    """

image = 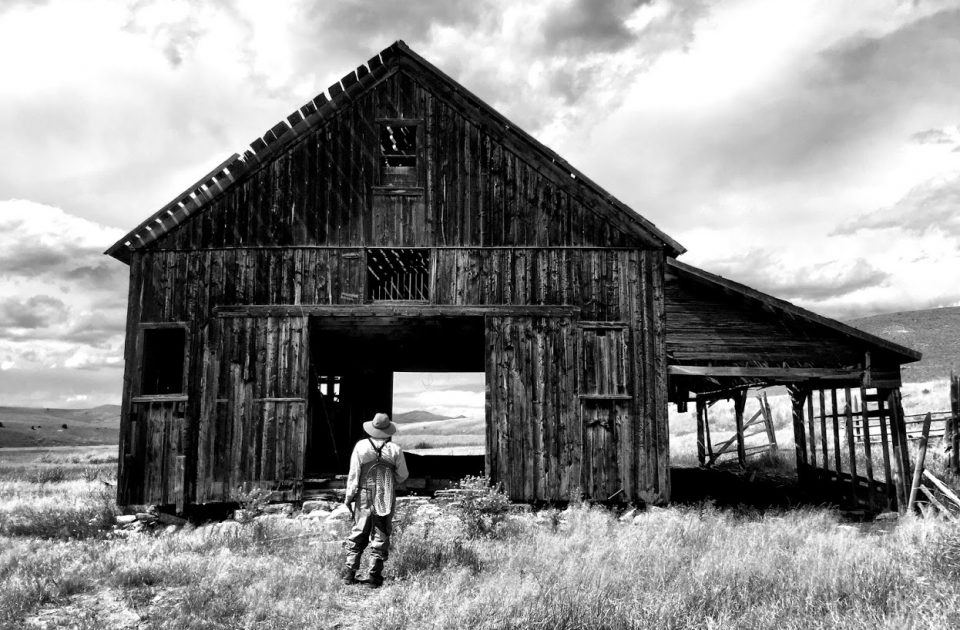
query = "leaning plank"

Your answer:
(907, 413), (933, 513)
(918, 485), (956, 520)
(923, 469), (960, 511)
